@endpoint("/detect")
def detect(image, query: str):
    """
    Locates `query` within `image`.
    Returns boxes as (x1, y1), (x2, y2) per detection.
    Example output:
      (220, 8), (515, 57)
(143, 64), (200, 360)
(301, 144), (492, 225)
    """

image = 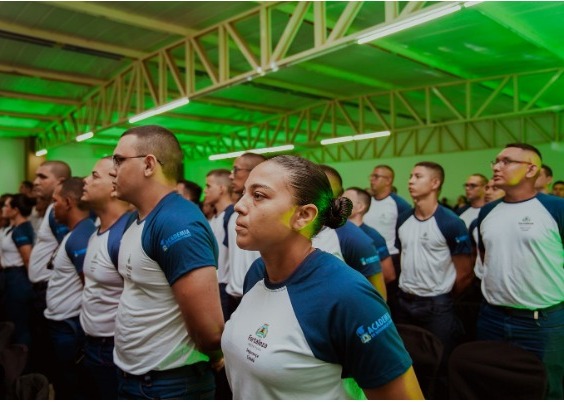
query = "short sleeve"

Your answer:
(12, 222), (34, 247)
(435, 206), (472, 256)
(144, 195), (219, 285)
(337, 222), (381, 277)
